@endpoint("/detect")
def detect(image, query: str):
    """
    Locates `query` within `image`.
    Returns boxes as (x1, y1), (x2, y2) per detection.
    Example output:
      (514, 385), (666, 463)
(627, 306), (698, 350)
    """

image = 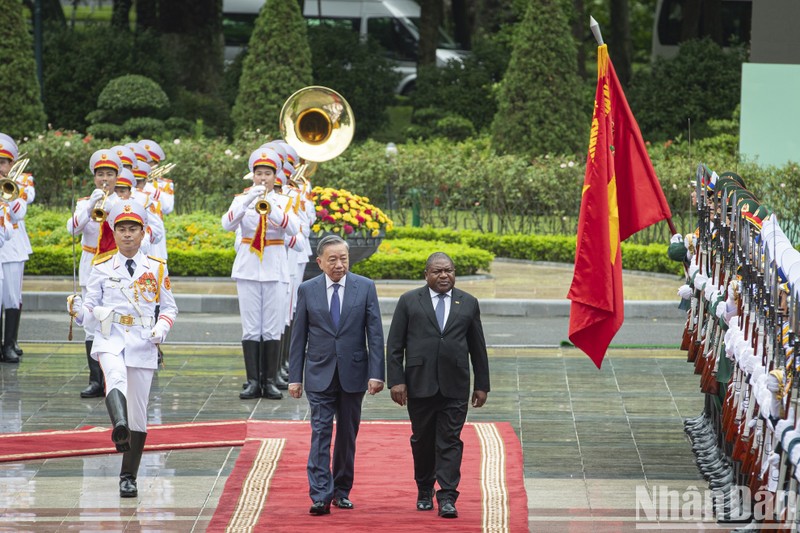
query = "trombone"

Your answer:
(150, 162), (176, 182)
(0, 157), (30, 202)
